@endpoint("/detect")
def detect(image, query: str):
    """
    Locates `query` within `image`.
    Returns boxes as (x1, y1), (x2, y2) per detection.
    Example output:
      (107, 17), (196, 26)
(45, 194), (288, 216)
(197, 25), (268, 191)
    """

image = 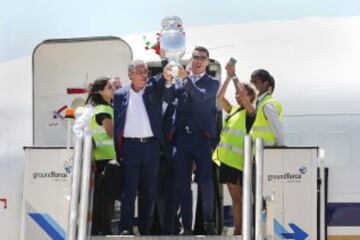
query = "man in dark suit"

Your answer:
(113, 60), (165, 235)
(163, 46), (220, 235)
